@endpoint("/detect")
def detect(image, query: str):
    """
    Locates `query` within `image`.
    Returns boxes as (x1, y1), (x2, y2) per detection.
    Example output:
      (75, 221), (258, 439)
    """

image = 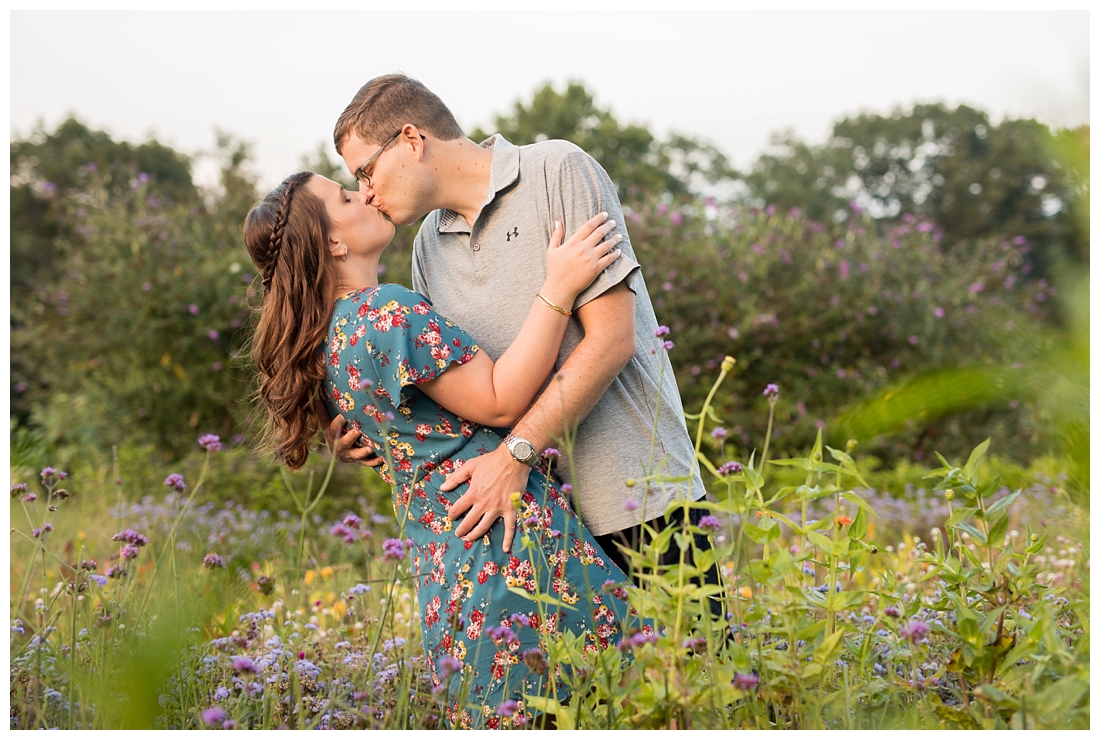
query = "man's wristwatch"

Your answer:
(503, 434), (538, 466)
